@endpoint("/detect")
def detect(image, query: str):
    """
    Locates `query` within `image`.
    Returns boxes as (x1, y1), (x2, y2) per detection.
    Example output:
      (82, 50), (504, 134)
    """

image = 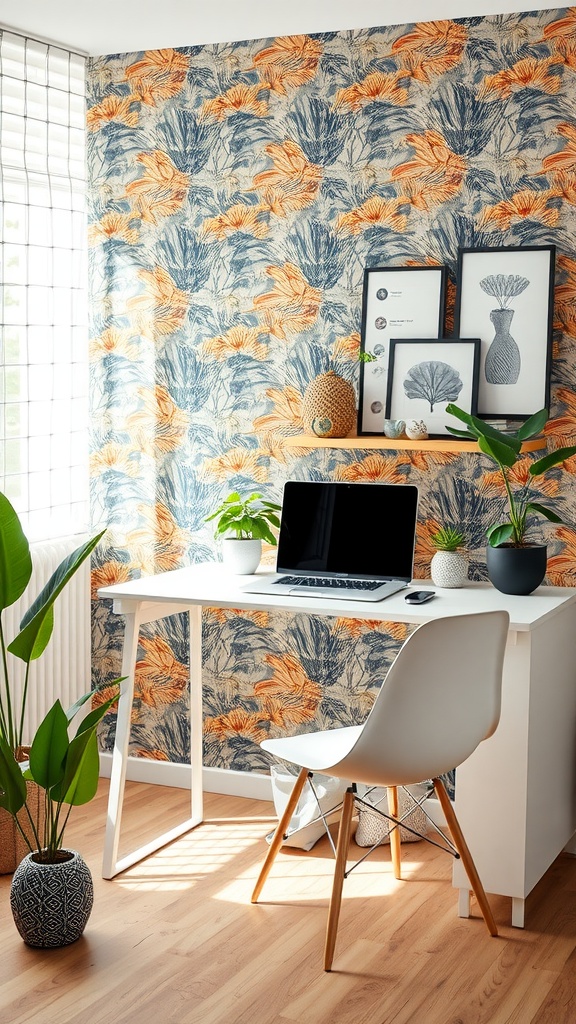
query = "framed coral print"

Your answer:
(357, 265), (448, 436)
(454, 245), (555, 419)
(385, 338), (481, 438)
